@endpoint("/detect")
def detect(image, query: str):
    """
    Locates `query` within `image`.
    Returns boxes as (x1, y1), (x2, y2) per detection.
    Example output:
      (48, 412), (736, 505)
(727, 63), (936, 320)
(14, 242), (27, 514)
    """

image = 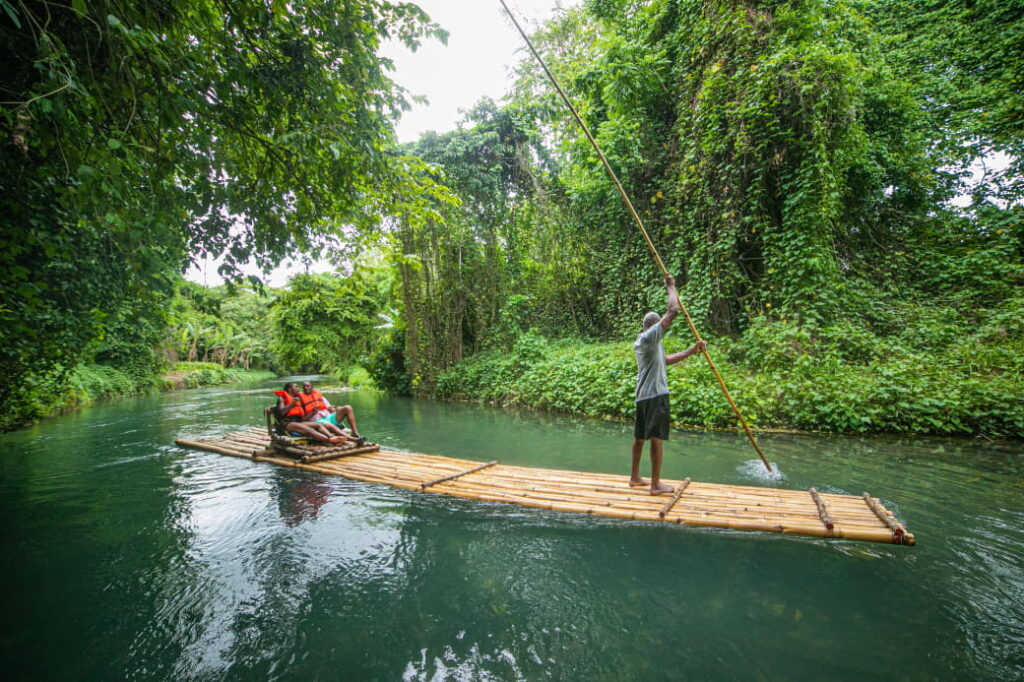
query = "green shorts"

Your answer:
(634, 394), (670, 441)
(316, 412), (339, 426)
